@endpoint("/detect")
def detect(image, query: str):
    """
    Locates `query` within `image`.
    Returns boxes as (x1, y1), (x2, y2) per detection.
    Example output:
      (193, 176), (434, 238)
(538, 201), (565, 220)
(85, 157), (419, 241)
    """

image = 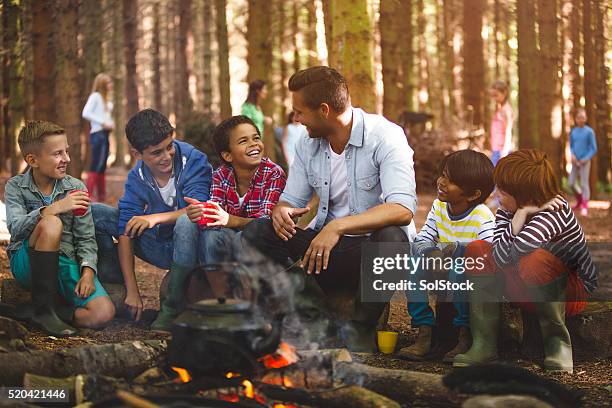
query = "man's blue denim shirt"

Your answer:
(280, 108), (417, 238)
